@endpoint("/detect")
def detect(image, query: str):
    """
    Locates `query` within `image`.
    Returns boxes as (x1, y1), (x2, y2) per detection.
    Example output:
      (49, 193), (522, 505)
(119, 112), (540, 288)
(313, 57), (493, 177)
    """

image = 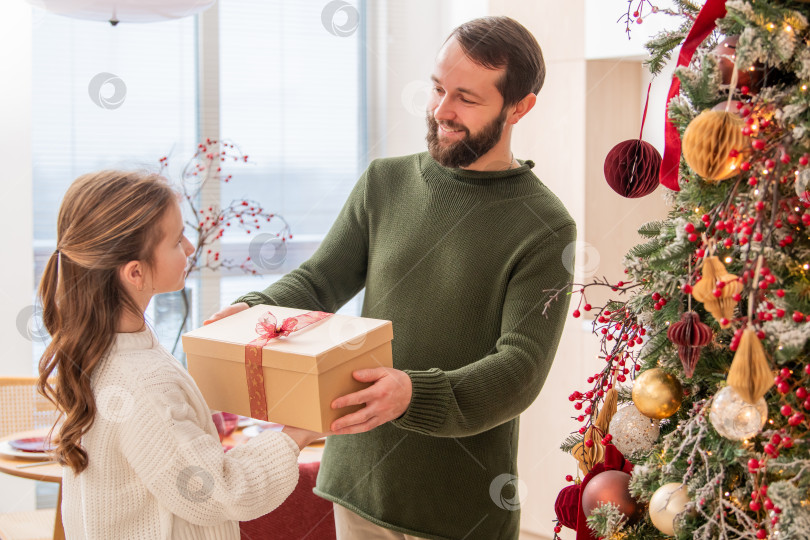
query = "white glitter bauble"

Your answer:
(709, 386), (768, 441)
(609, 404), (660, 456)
